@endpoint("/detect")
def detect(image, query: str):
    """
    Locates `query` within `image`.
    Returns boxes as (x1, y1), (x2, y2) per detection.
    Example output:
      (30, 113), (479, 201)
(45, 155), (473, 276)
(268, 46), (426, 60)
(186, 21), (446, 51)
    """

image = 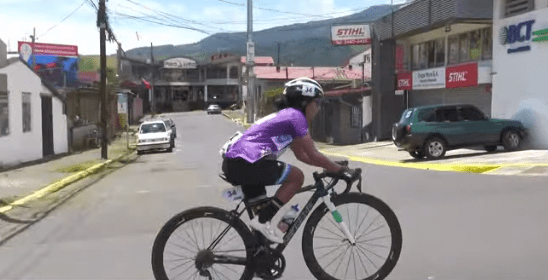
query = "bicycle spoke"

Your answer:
(167, 240), (197, 255)
(165, 250), (194, 260)
(354, 205), (370, 237)
(325, 214), (347, 237)
(355, 244), (379, 270)
(318, 222), (346, 240)
(356, 223), (386, 242)
(316, 242), (346, 263)
(320, 243), (350, 271)
(314, 243), (345, 250)
(333, 244), (351, 276)
(353, 244), (369, 276)
(357, 234), (391, 244)
(211, 266), (230, 280)
(357, 243), (386, 261)
(171, 259), (196, 279)
(352, 246), (358, 279)
(356, 240), (390, 249)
